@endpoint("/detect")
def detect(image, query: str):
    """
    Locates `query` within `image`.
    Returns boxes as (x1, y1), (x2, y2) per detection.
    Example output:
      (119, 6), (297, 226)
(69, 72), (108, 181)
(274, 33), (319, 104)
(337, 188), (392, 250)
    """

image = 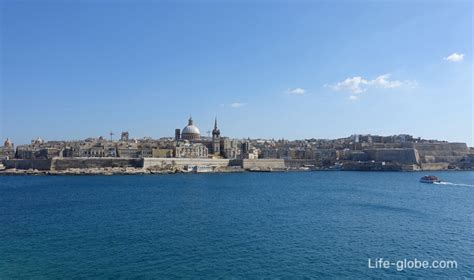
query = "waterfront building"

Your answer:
(60, 147), (76, 158)
(140, 148), (153, 158)
(242, 148), (259, 159)
(117, 147), (141, 158)
(15, 145), (35, 159)
(79, 145), (105, 157)
(106, 146), (118, 157)
(221, 138), (241, 159)
(36, 148), (61, 159)
(120, 132), (129, 141)
(175, 142), (208, 158)
(152, 148), (174, 158)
